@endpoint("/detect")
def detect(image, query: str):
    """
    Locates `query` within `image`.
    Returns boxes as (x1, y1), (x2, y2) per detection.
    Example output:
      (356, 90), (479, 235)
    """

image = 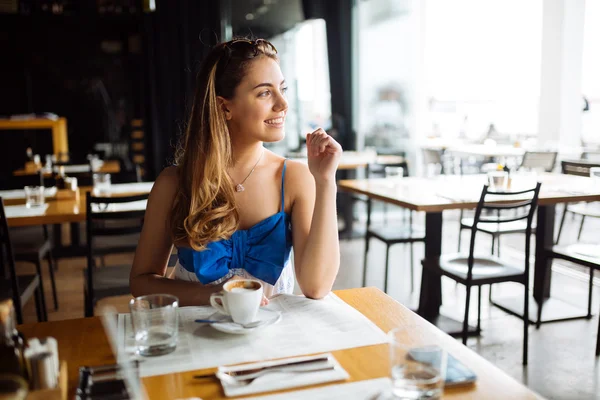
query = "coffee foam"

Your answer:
(224, 279), (261, 292)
